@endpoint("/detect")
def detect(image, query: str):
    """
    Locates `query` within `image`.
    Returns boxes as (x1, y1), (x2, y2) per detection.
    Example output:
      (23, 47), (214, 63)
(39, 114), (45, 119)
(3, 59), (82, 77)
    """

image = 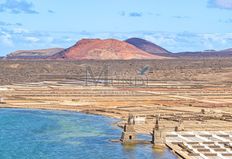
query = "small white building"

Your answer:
(0, 97), (5, 104)
(129, 115), (146, 124)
